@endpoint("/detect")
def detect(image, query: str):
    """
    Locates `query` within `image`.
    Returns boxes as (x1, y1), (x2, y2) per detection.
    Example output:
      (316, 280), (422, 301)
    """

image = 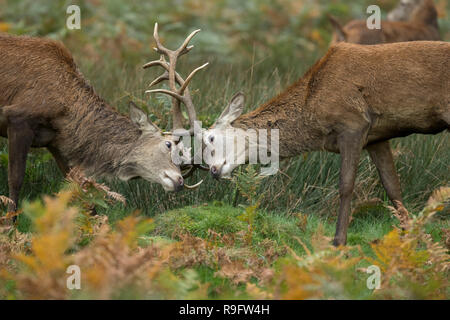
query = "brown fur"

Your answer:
(0, 34), (183, 211)
(232, 41), (449, 245)
(0, 34), (140, 173)
(329, 0), (441, 45)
